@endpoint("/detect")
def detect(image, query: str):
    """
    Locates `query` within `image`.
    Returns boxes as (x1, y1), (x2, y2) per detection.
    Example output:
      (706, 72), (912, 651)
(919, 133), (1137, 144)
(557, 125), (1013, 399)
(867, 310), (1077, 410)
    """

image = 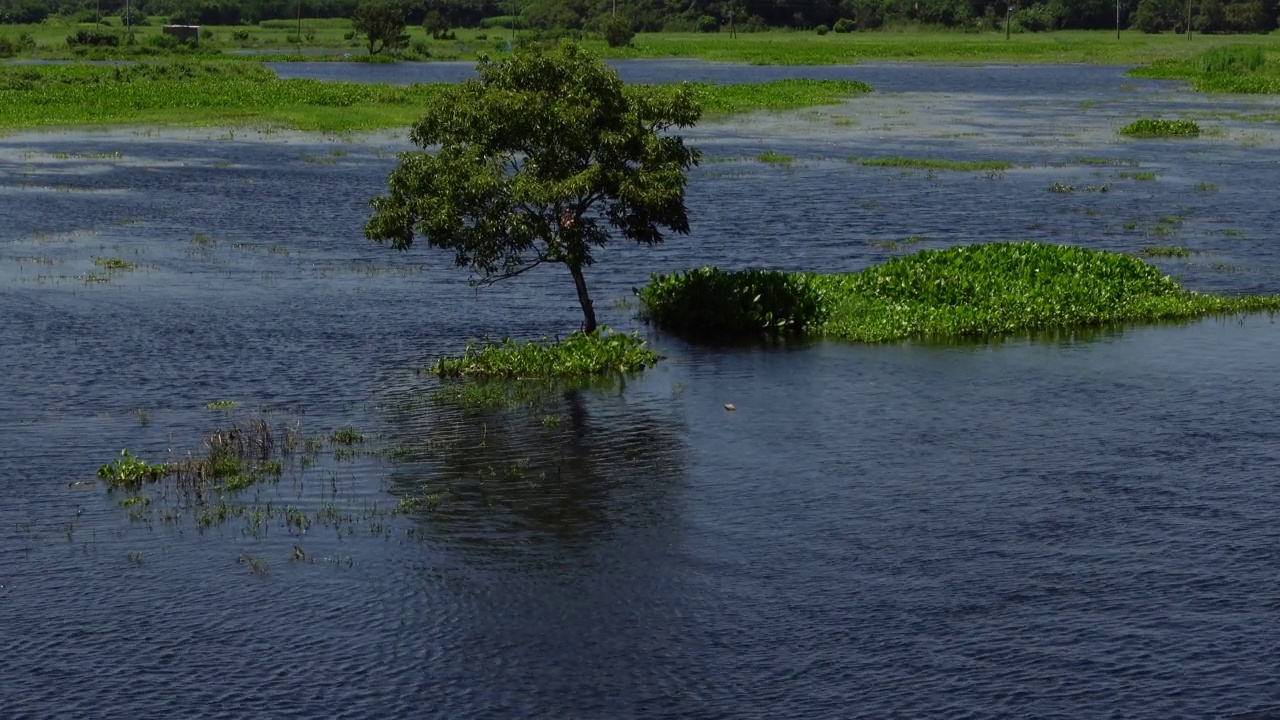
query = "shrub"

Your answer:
(815, 23), (829, 34)
(833, 17), (856, 32)
(637, 267), (831, 338)
(696, 13), (719, 32)
(0, 33), (36, 58)
(475, 32), (488, 40)
(67, 29), (121, 47)
(231, 28), (250, 41)
(423, 9), (451, 38)
(601, 14), (635, 47)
